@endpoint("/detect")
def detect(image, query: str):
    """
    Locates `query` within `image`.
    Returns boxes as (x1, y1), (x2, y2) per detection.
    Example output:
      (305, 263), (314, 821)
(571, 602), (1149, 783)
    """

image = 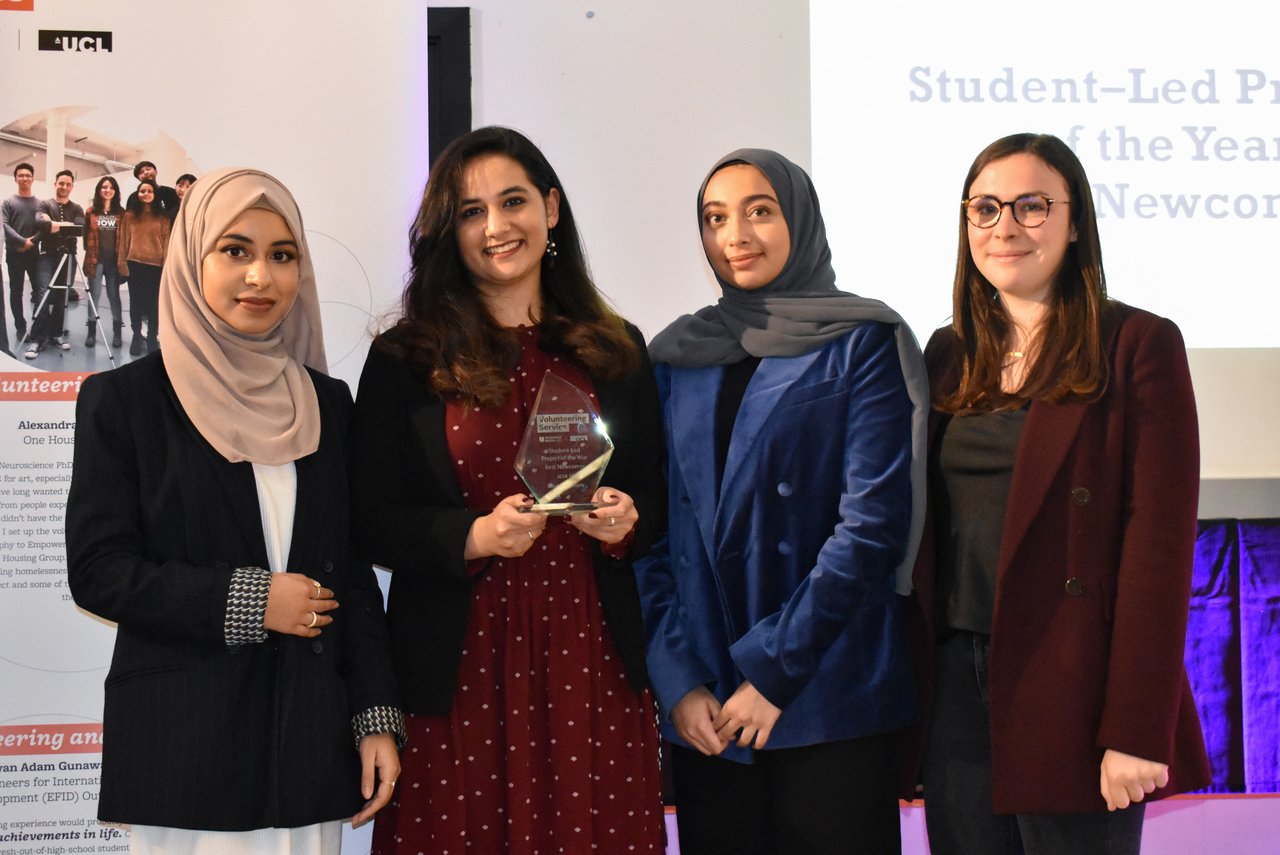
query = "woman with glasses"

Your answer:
(638, 149), (930, 853)
(913, 132), (1210, 854)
